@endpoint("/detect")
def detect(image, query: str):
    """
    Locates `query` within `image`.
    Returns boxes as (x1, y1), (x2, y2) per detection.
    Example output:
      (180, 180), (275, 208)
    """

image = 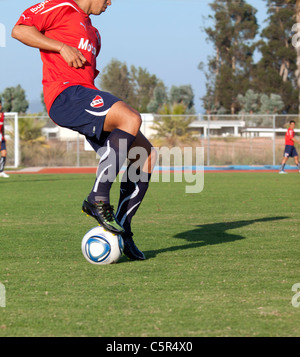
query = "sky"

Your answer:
(0, 0), (268, 113)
